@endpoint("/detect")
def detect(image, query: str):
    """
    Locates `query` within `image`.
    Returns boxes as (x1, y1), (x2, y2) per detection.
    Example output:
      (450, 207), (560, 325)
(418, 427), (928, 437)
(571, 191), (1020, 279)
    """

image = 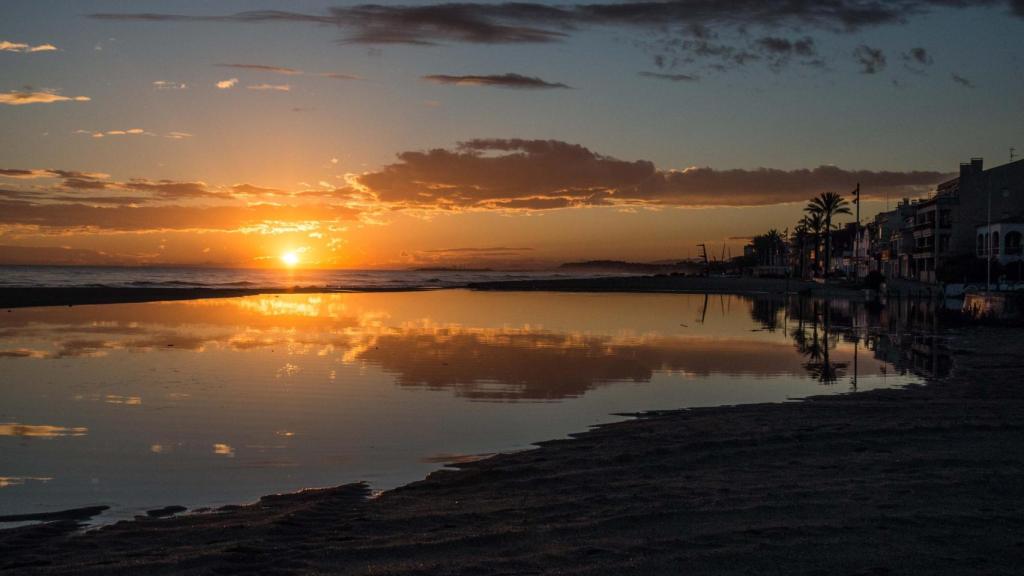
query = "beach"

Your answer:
(1, 291), (1022, 574)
